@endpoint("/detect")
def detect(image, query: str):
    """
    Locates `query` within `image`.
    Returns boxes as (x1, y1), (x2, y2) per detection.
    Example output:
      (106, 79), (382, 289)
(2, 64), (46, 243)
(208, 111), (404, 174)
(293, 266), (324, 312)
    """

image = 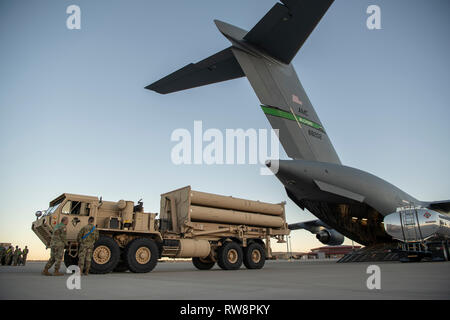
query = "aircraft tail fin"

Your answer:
(231, 47), (340, 163)
(146, 0), (340, 163)
(244, 0), (334, 64)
